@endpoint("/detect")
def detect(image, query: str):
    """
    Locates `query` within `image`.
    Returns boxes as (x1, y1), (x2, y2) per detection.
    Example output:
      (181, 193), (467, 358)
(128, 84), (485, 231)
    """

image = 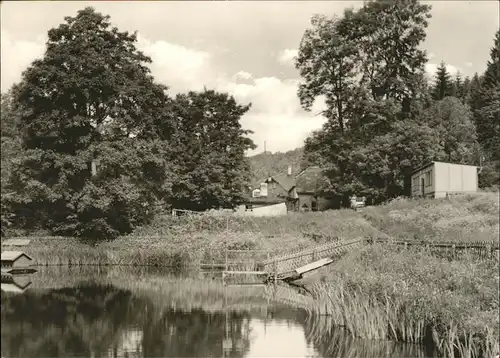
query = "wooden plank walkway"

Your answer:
(262, 237), (365, 280)
(209, 235), (499, 284)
